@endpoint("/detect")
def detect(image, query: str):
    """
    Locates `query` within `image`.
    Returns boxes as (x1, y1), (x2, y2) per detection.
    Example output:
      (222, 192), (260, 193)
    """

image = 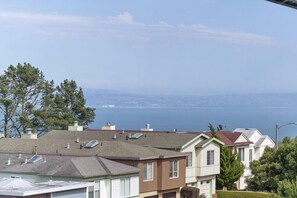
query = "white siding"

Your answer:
(197, 142), (220, 176)
(111, 179), (120, 198)
(100, 179), (110, 198)
(130, 176), (139, 197)
(235, 135), (248, 143)
(111, 177), (139, 198)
